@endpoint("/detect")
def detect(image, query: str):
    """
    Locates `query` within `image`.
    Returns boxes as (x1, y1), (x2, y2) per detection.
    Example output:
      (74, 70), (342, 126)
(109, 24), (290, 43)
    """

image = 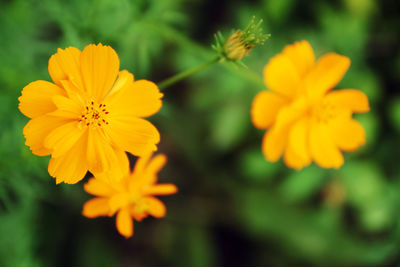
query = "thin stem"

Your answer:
(146, 22), (265, 88)
(158, 56), (220, 90)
